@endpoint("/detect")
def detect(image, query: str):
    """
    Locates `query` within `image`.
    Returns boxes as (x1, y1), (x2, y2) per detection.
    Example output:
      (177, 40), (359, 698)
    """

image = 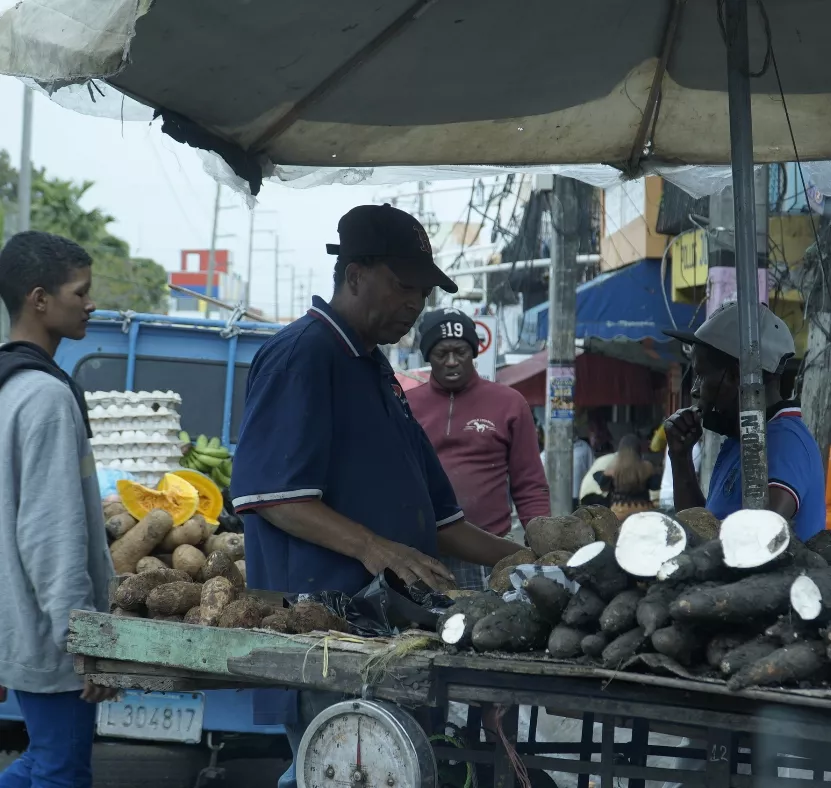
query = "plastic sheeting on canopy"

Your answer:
(6, 0), (831, 198)
(526, 259), (704, 344)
